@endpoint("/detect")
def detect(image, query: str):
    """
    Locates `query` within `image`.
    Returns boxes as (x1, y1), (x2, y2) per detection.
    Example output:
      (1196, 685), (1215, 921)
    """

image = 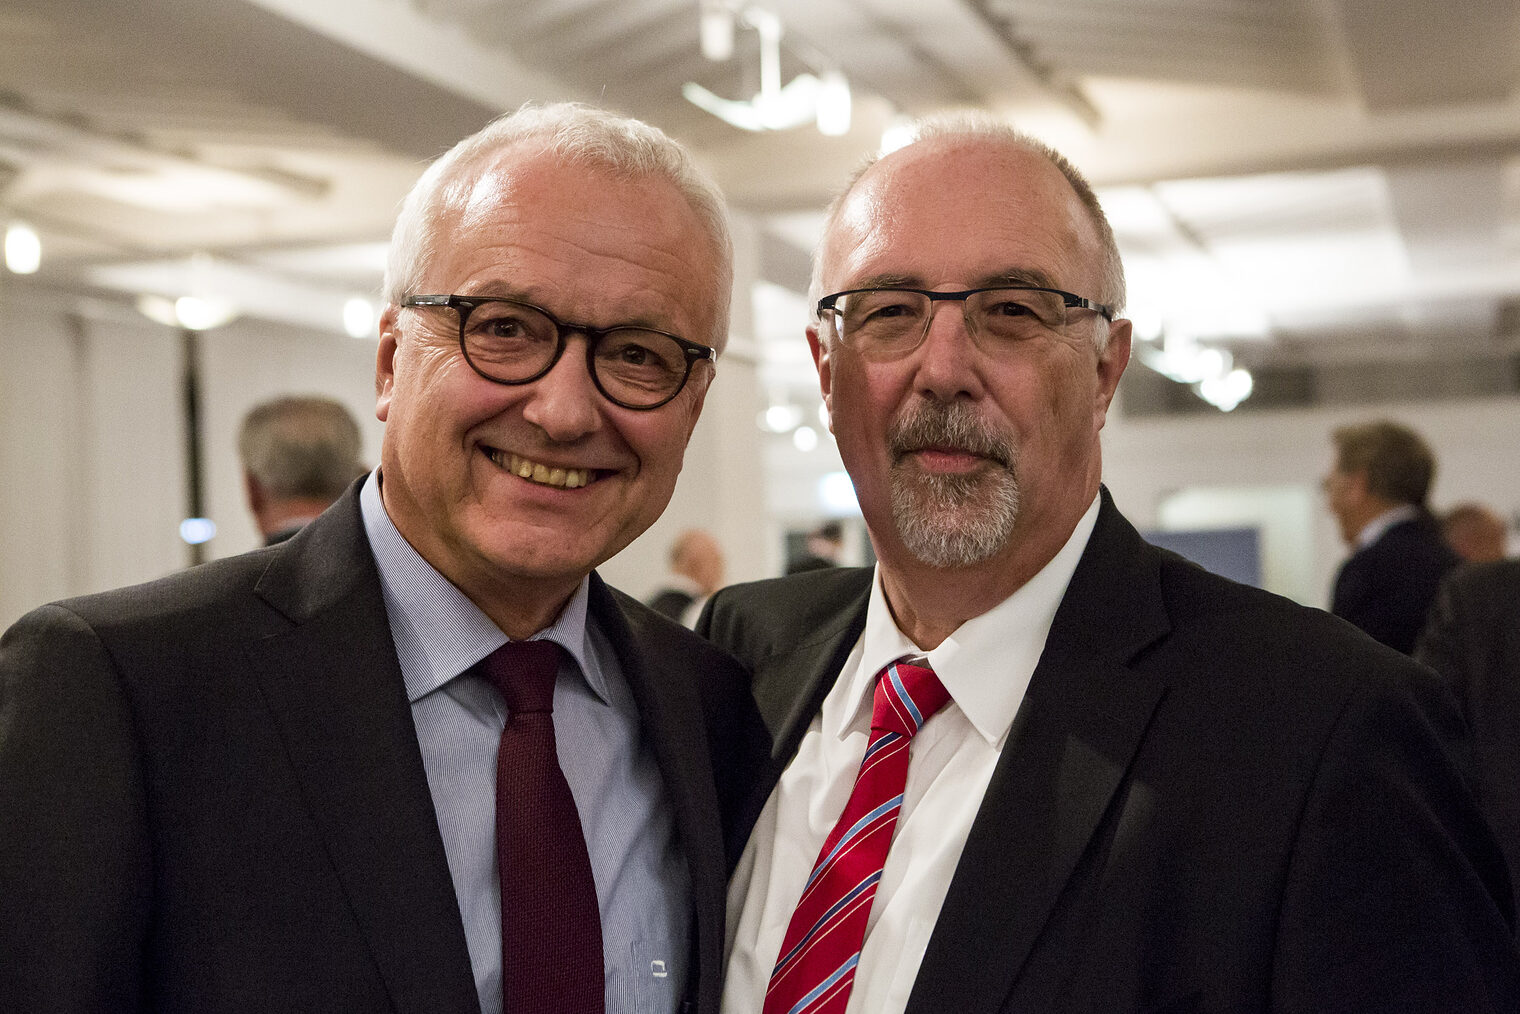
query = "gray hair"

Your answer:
(809, 113), (1125, 349)
(384, 101), (734, 351)
(238, 396), (364, 500)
